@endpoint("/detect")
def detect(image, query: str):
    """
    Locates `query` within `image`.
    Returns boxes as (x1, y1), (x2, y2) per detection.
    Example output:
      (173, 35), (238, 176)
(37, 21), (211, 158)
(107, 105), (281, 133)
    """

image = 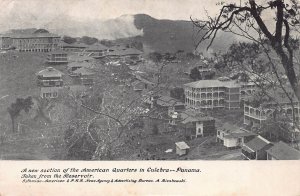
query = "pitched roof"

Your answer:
(184, 79), (240, 89)
(86, 43), (108, 51)
(266, 141), (300, 160)
(68, 55), (94, 62)
(36, 67), (64, 77)
(109, 45), (128, 51)
(175, 141), (190, 150)
(61, 42), (88, 48)
(244, 135), (272, 151)
(224, 132), (256, 139)
(156, 96), (184, 107)
(107, 48), (143, 56)
(8, 32), (59, 38)
(180, 108), (214, 123)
